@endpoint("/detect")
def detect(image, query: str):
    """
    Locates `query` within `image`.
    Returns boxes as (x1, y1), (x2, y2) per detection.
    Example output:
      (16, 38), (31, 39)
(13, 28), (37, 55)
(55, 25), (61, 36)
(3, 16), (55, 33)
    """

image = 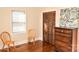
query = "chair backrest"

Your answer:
(0, 32), (11, 44)
(28, 29), (36, 38)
